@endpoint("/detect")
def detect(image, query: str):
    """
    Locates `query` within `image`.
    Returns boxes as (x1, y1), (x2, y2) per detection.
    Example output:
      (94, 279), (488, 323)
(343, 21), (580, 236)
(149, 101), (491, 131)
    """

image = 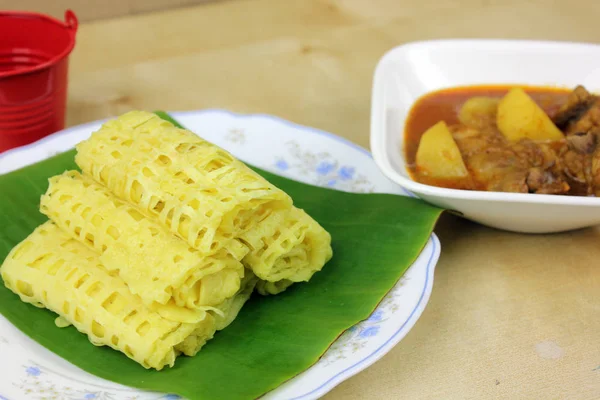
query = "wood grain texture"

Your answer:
(0, 0), (223, 22)
(58, 0), (600, 398)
